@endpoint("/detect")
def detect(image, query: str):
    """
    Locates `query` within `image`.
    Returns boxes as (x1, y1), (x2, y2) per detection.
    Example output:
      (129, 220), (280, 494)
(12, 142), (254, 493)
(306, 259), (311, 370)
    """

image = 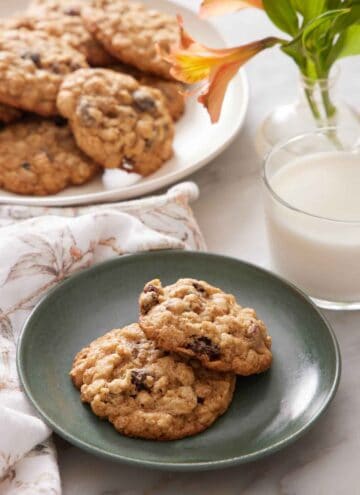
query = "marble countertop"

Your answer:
(58, 2), (360, 494)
